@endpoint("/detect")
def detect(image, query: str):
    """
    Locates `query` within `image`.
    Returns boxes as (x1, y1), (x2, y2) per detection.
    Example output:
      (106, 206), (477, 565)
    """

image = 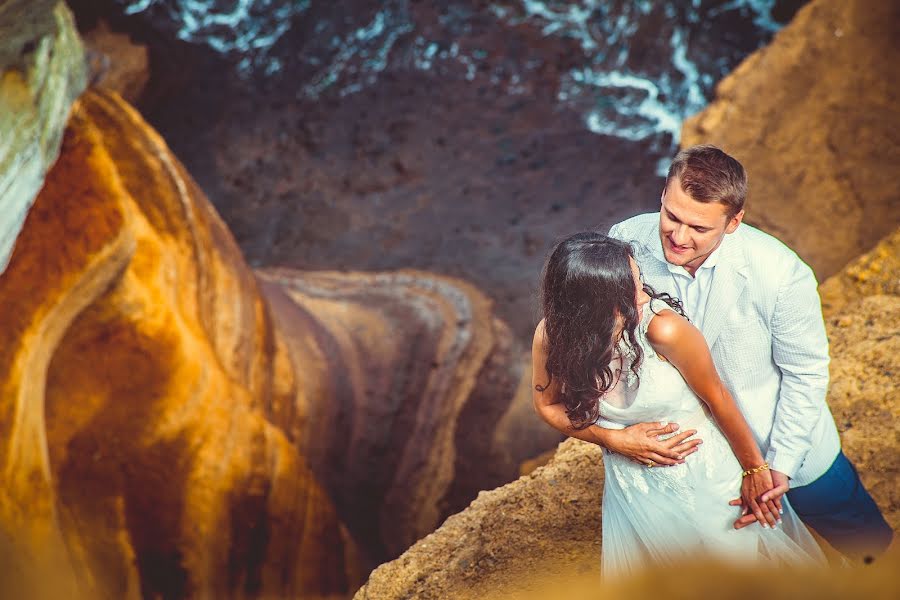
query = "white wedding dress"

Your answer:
(598, 300), (825, 577)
